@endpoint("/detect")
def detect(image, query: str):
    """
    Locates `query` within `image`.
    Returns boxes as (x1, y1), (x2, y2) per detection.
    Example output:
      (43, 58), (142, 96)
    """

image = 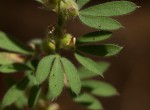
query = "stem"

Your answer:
(55, 0), (63, 53)
(57, 0), (64, 29)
